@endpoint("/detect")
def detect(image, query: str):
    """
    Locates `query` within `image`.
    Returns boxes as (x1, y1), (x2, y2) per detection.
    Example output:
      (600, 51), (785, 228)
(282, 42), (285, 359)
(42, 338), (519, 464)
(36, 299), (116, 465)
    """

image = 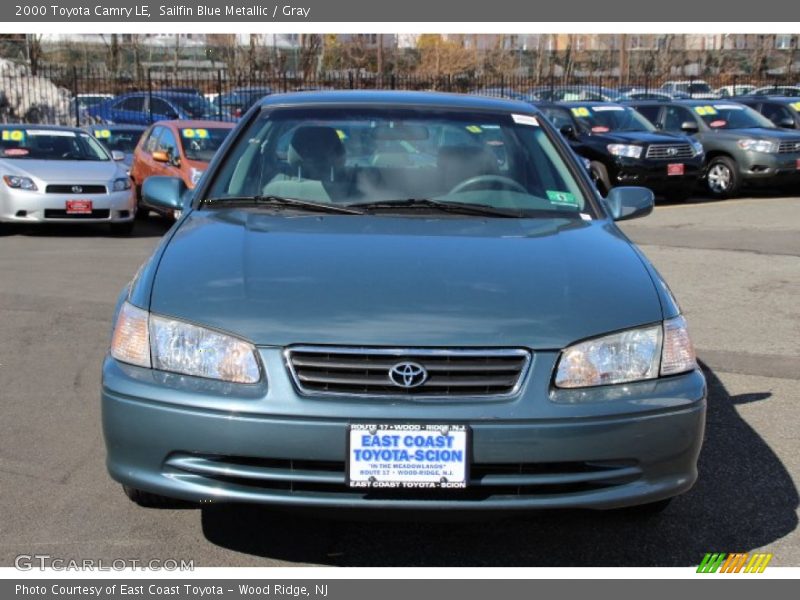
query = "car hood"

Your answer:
(149, 211), (663, 348)
(0, 159), (124, 182)
(702, 127), (797, 141)
(591, 131), (689, 144)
